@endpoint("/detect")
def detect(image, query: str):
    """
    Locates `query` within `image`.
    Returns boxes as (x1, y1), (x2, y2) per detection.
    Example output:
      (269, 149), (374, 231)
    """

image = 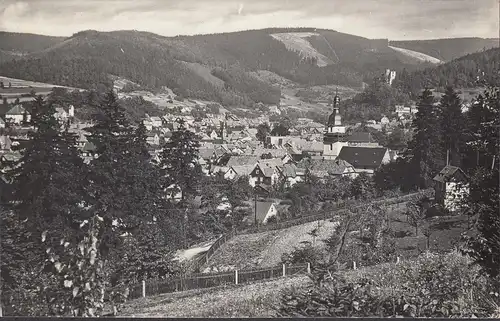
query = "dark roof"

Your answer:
(253, 201), (274, 223)
(433, 165), (468, 183)
(337, 146), (388, 169)
(348, 132), (376, 143)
